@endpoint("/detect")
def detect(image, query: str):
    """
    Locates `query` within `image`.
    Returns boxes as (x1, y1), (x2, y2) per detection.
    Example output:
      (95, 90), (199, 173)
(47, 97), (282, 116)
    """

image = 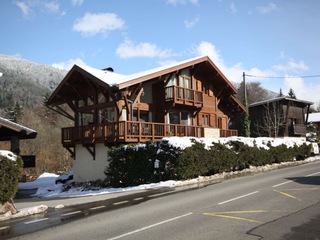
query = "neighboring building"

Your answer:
(0, 116), (37, 154)
(306, 112), (320, 139)
(249, 97), (313, 138)
(46, 56), (246, 182)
